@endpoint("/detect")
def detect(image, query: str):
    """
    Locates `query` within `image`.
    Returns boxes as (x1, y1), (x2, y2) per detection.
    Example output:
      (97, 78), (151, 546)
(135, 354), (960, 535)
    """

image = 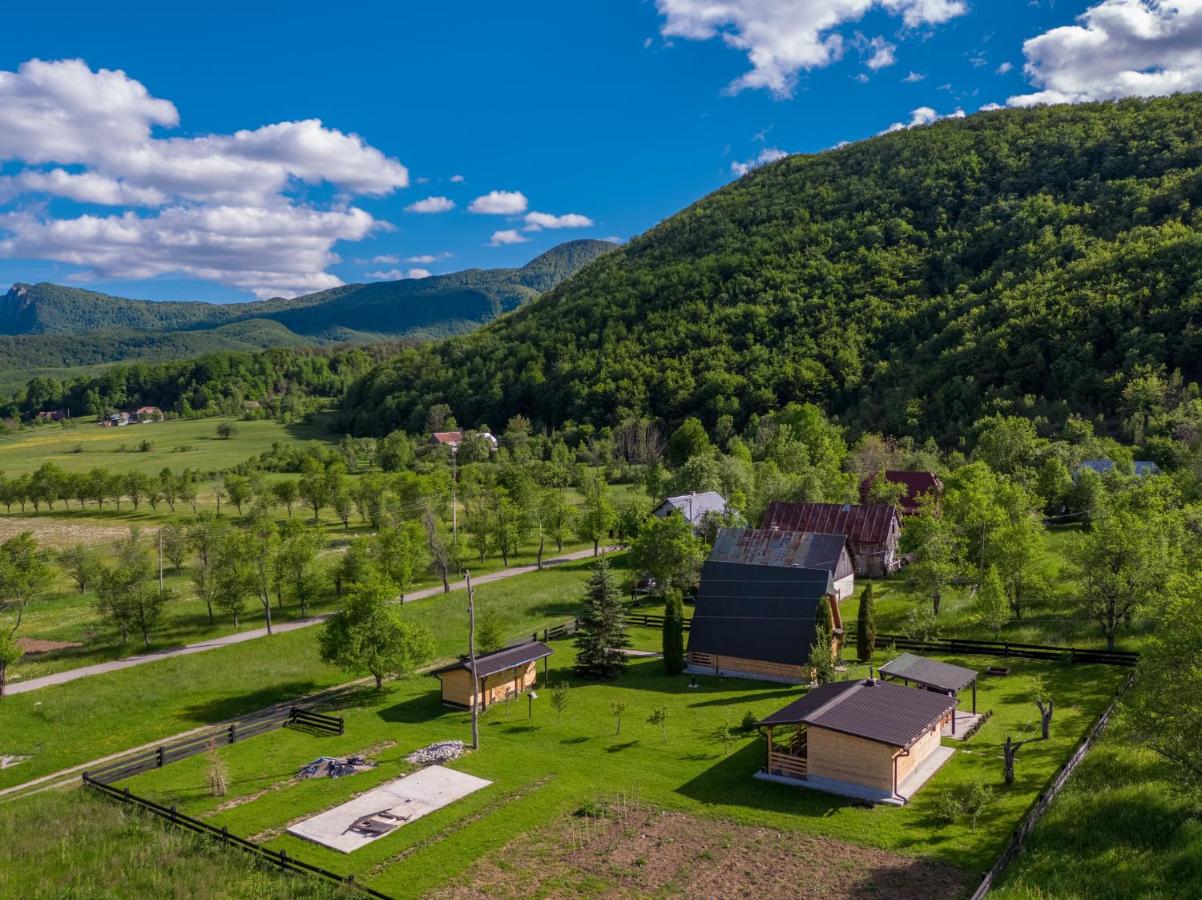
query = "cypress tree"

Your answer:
(573, 558), (630, 679)
(856, 583), (877, 662)
(662, 589), (685, 675)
